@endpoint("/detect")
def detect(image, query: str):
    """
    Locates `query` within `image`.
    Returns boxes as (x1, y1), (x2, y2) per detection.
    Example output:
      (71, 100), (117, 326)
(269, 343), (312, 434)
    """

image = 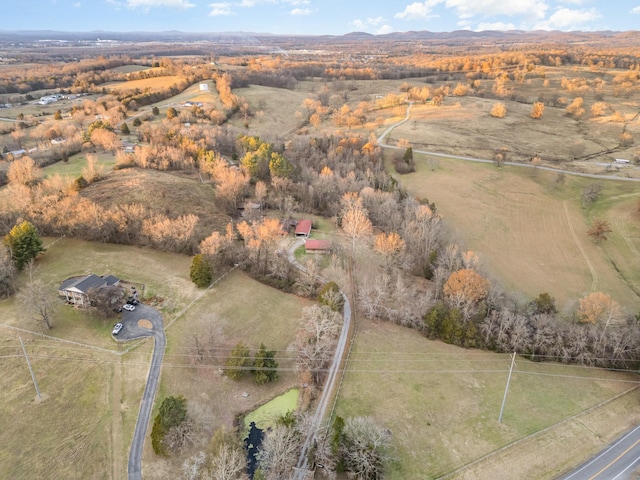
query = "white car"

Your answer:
(112, 323), (123, 335)
(123, 304), (136, 312)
